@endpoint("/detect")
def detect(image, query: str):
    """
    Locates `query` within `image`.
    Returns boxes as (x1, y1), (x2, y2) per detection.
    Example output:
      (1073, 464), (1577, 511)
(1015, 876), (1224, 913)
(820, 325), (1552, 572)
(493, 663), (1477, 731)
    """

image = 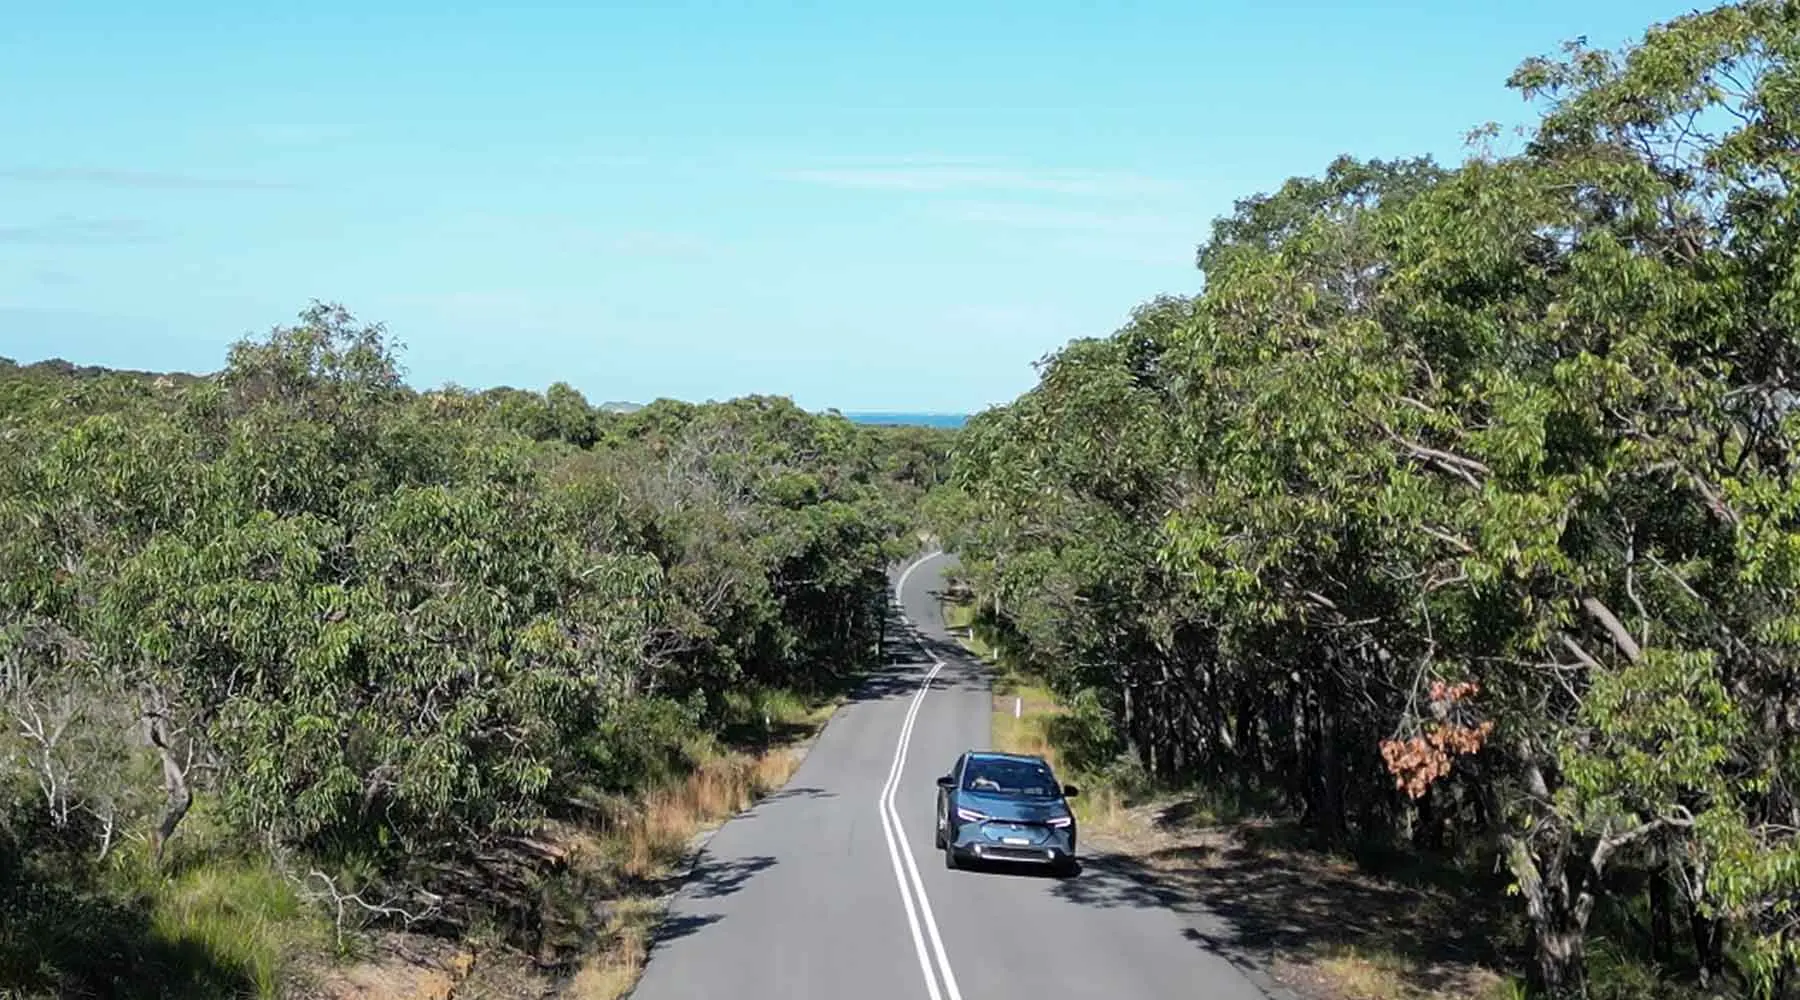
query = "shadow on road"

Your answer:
(1051, 852), (1185, 905)
(685, 854), (777, 900)
(859, 604), (989, 703)
(753, 785), (835, 805)
(850, 668), (940, 701)
(1051, 826), (1517, 997)
(644, 911), (725, 951)
(948, 857), (1084, 881)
